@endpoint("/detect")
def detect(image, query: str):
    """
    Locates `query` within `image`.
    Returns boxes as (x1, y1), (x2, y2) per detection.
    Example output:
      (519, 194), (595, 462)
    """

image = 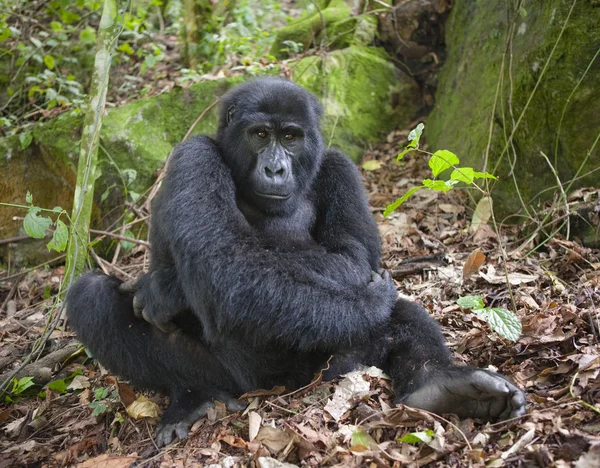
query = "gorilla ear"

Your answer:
(226, 105), (235, 125)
